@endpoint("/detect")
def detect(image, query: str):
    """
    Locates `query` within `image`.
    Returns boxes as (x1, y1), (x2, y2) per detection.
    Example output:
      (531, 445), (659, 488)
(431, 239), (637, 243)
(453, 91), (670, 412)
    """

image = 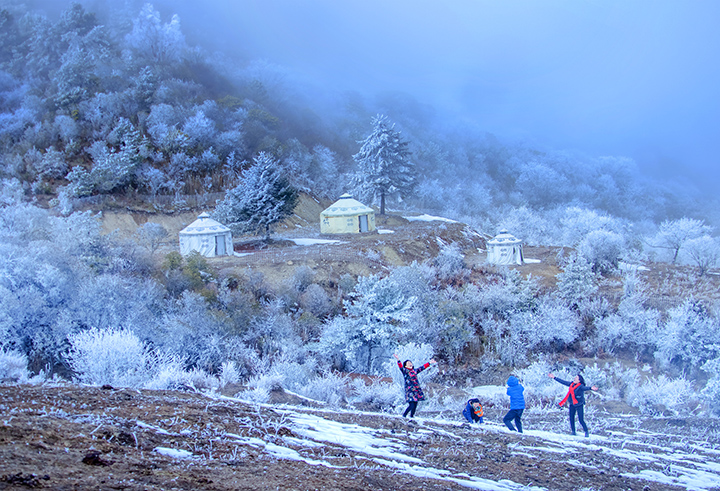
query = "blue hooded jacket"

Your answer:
(506, 376), (525, 409)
